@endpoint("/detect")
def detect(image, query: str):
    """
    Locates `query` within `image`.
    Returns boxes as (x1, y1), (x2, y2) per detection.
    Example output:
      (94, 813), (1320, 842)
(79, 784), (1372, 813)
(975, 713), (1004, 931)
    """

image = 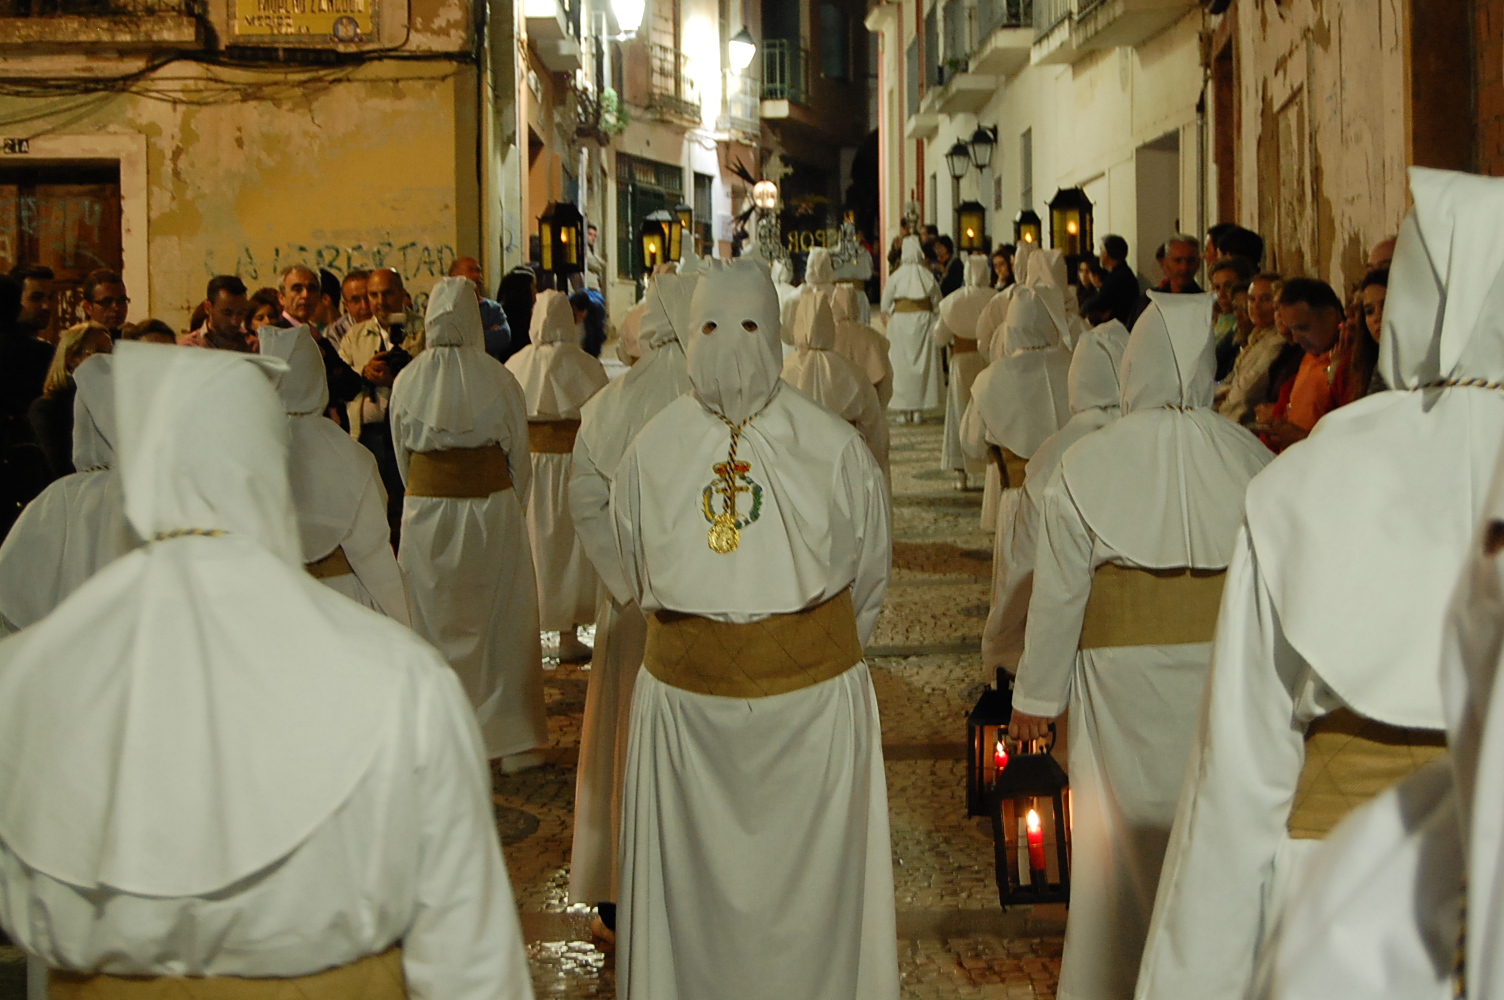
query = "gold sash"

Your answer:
(644, 589), (863, 698)
(987, 444), (1029, 489)
(1078, 565), (1226, 649)
(305, 545), (353, 580)
(1287, 708), (1447, 839)
(406, 446), (512, 498)
(49, 947), (406, 1000)
(527, 419), (580, 454)
(951, 336), (978, 355)
(892, 299), (931, 314)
